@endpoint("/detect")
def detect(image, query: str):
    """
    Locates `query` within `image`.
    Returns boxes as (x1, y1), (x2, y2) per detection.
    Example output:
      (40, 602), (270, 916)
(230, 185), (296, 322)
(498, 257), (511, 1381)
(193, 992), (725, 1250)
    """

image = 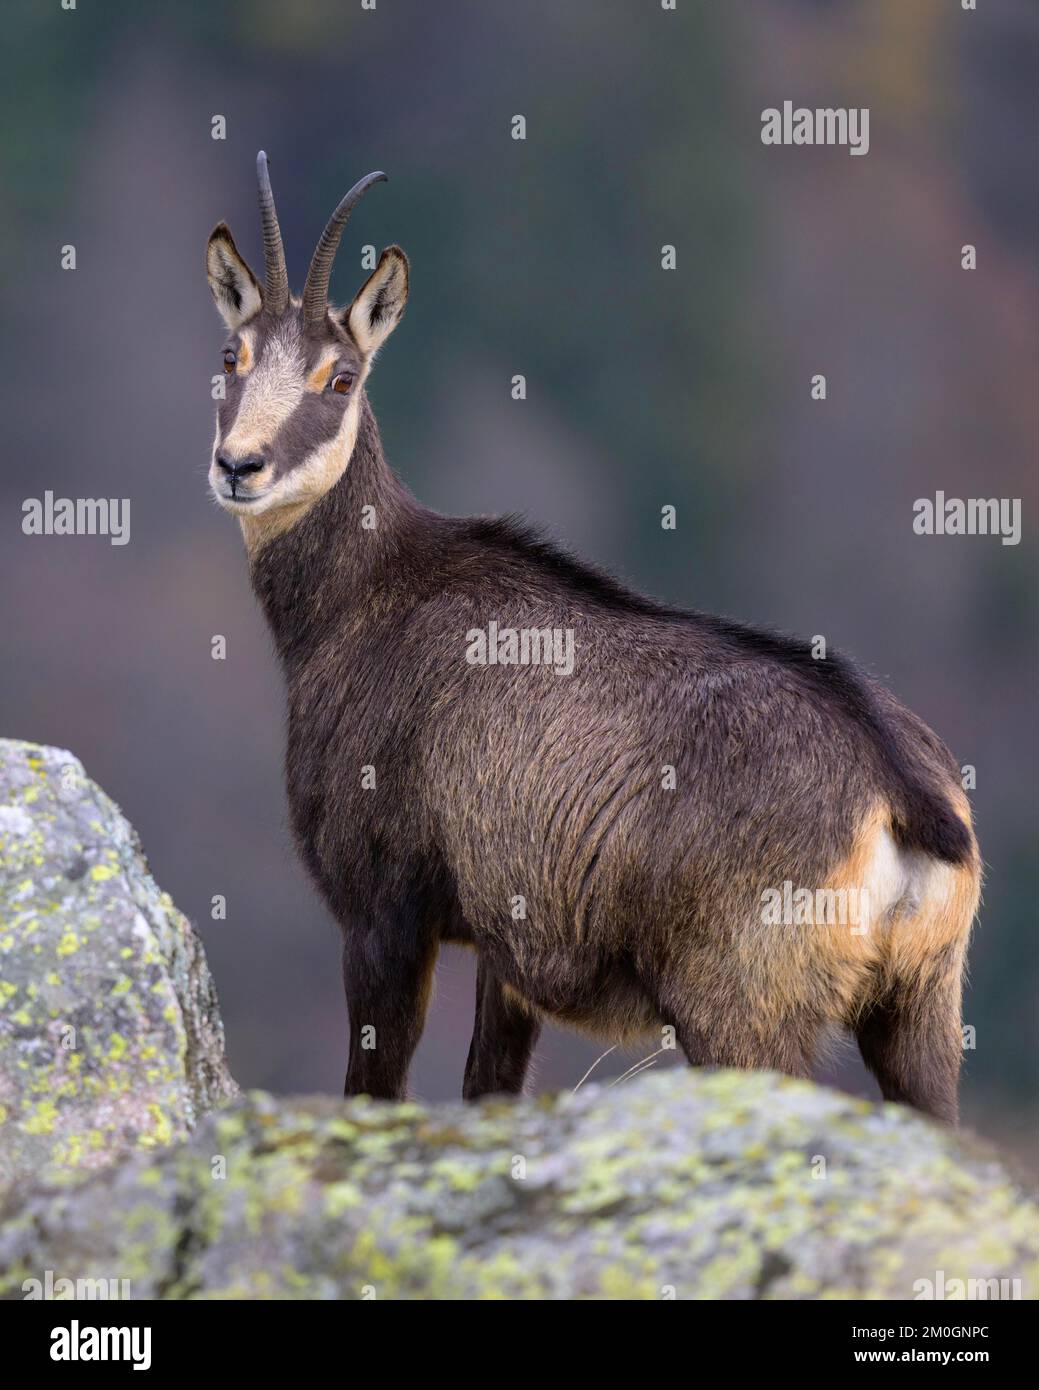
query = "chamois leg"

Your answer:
(341, 916), (438, 1100)
(675, 1017), (816, 1078)
(462, 959), (542, 1101)
(642, 959), (817, 1078)
(855, 950), (965, 1125)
